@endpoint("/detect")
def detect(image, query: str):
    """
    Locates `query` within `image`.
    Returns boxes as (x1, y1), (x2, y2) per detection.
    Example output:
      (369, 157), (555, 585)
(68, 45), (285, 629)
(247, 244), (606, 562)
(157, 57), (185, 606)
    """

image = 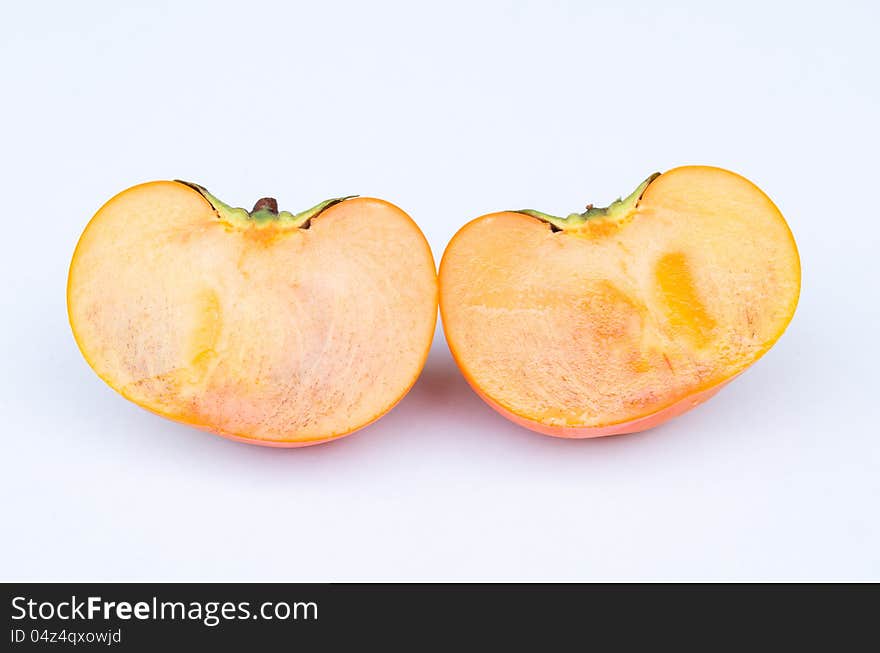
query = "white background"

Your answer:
(1, 0), (878, 581)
